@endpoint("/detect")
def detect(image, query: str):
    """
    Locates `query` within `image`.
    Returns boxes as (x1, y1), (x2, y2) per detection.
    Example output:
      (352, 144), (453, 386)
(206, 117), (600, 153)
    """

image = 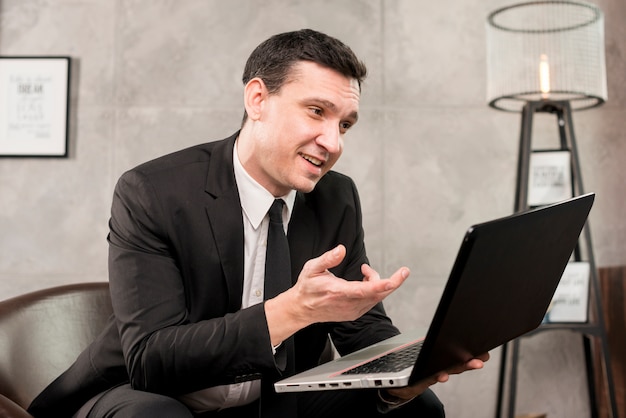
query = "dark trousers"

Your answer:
(79, 383), (445, 418)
